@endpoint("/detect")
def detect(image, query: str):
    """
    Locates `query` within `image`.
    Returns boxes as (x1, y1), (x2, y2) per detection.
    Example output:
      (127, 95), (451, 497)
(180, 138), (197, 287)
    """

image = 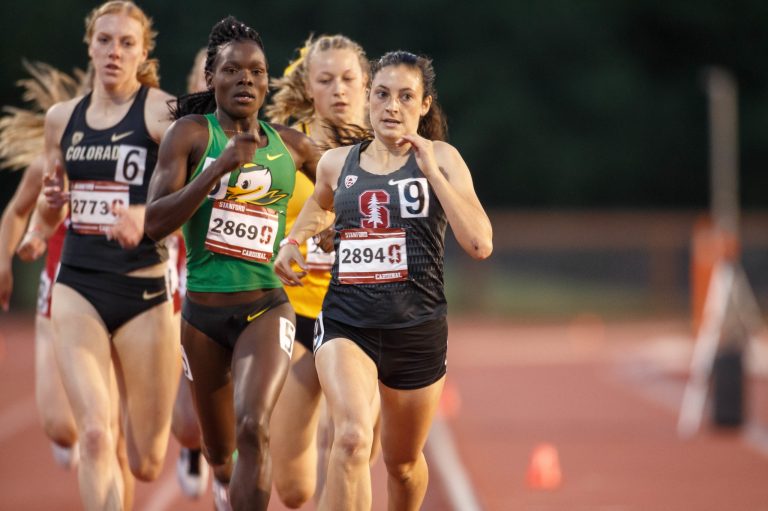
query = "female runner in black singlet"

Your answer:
(39, 2), (179, 509)
(274, 51), (493, 510)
